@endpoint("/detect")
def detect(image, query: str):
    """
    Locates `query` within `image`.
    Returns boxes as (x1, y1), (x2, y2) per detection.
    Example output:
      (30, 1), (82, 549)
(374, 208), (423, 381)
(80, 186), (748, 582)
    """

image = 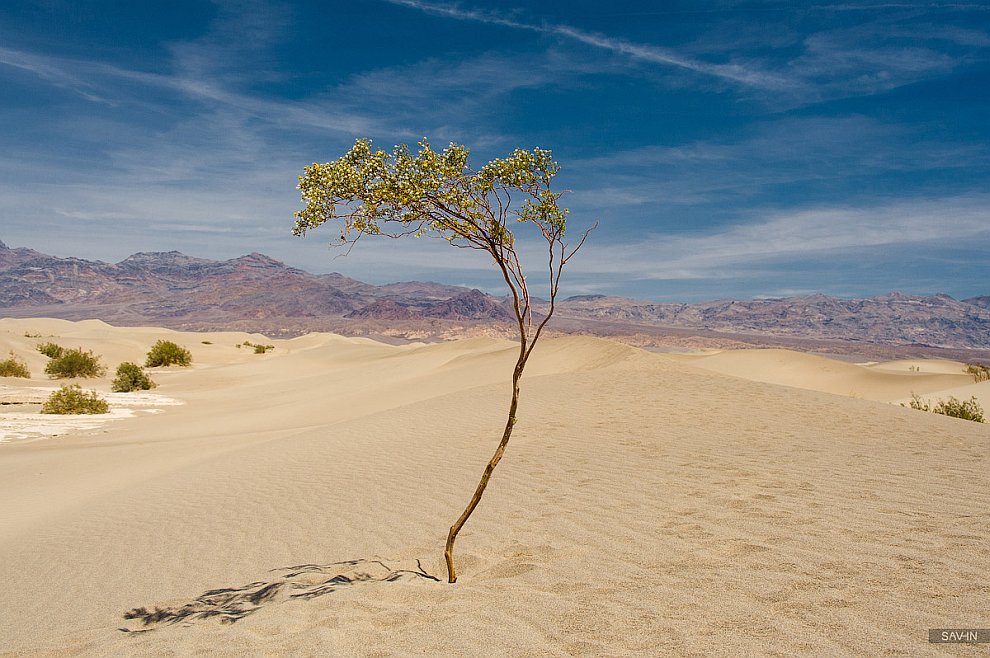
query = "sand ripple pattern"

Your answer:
(0, 323), (987, 657)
